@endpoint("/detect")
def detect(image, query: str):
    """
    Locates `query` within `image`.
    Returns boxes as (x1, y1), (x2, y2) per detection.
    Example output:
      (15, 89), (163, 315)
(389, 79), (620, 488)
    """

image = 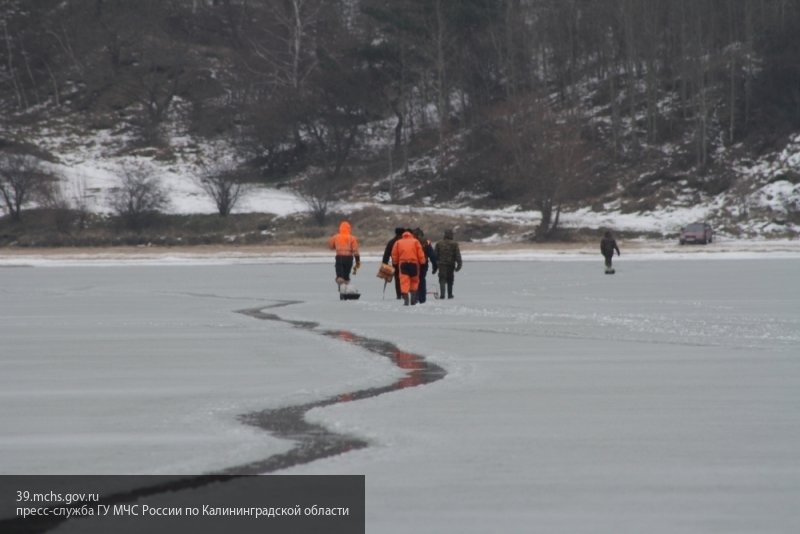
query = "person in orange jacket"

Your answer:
(390, 229), (427, 306)
(328, 220), (361, 285)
